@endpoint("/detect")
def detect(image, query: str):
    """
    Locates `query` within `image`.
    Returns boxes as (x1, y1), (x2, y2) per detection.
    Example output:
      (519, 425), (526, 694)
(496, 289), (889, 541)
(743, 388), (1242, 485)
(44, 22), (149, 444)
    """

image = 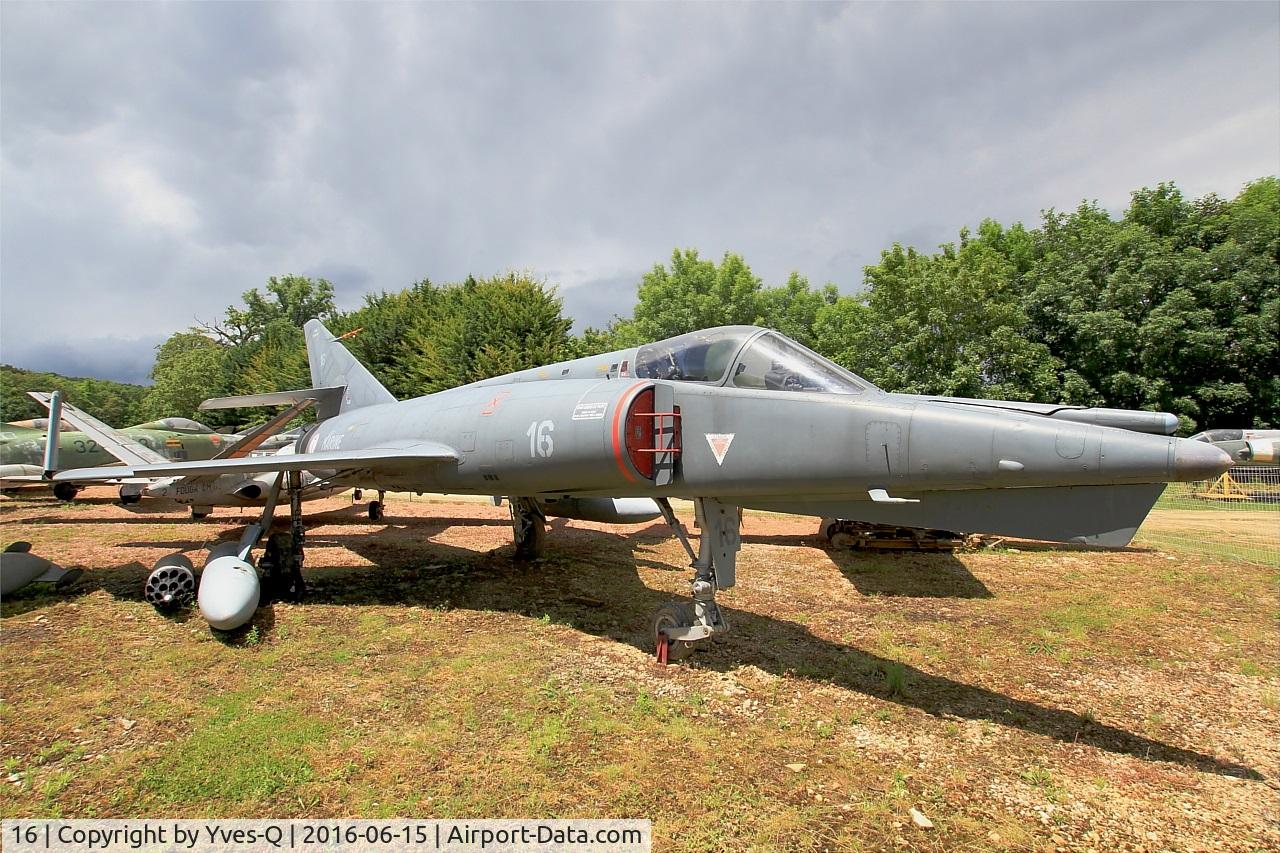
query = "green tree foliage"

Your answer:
(810, 296), (871, 376)
(400, 274), (573, 393)
(142, 333), (230, 424)
(825, 221), (1062, 401)
(621, 250), (838, 351)
(631, 249), (768, 341)
(218, 275), (338, 346)
(211, 275), (338, 401)
(328, 281), (442, 399)
(235, 321), (310, 398)
(761, 273), (839, 349)
(564, 323), (634, 359)
(1025, 178), (1279, 430)
(1, 365), (147, 427)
